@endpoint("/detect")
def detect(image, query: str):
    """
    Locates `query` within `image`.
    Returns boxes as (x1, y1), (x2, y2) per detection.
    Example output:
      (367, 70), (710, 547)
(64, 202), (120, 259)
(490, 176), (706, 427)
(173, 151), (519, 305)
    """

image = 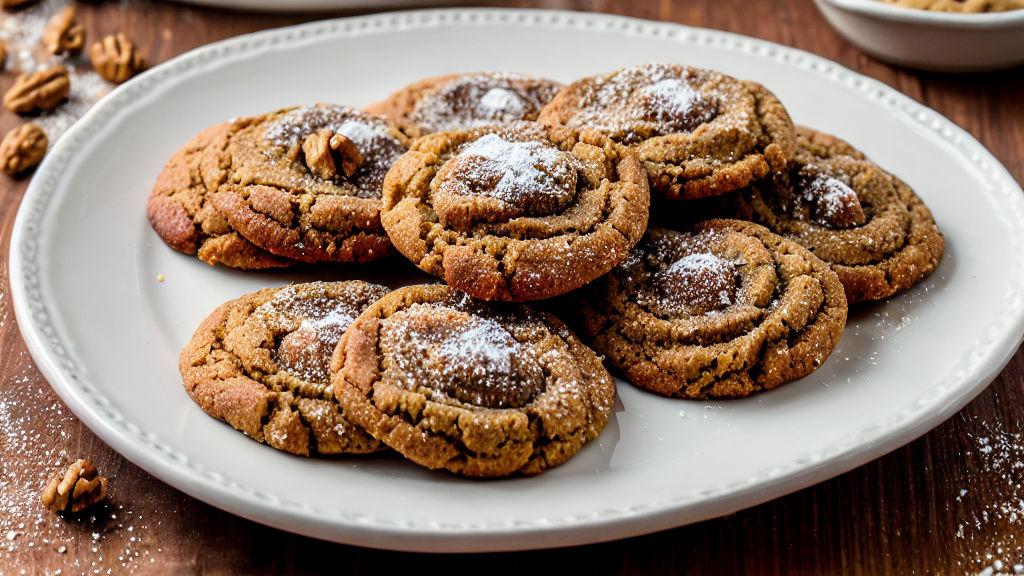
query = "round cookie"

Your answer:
(209, 104), (409, 264)
(180, 281), (389, 456)
(148, 104), (408, 268)
(577, 221), (848, 399)
(709, 126), (945, 303)
(331, 284), (615, 477)
(537, 63), (797, 200)
(147, 122), (292, 269)
(365, 72), (563, 138)
(381, 121), (650, 301)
